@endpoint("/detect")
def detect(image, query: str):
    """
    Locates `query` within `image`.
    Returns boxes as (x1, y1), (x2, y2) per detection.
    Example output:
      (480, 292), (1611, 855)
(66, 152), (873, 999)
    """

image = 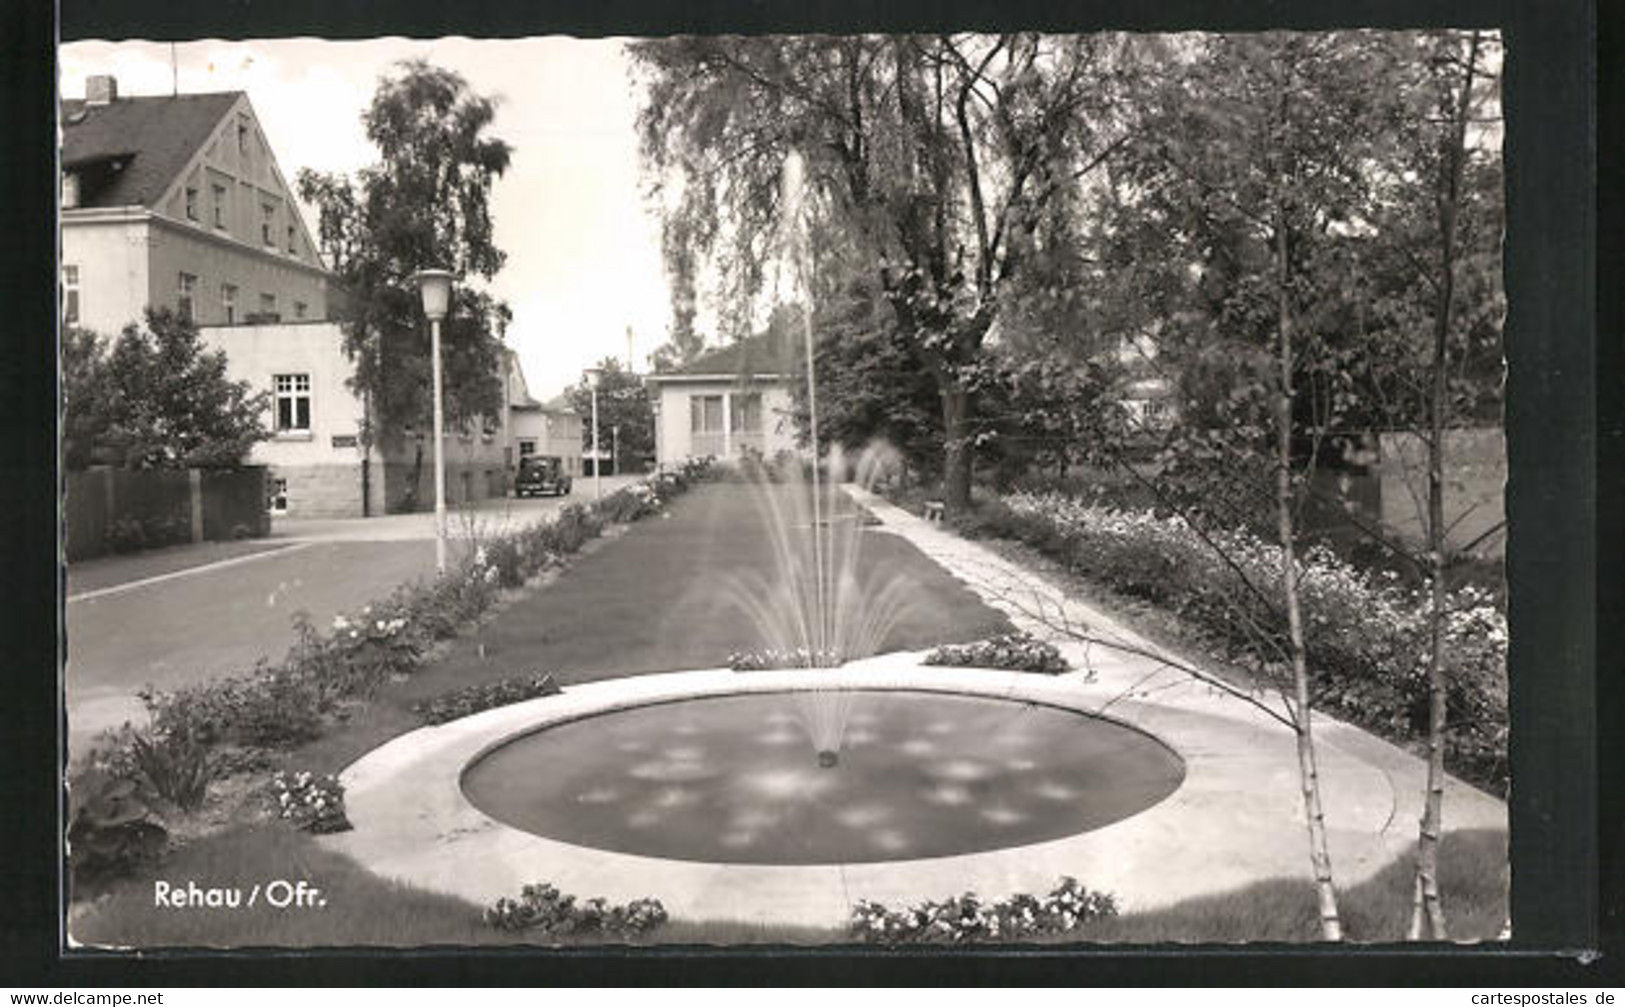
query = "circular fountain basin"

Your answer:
(460, 690), (1185, 865)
